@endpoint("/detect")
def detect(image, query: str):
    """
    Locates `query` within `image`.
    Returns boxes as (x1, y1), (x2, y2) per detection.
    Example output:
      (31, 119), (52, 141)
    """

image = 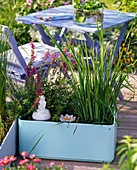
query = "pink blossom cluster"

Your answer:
(45, 161), (68, 170)
(0, 156), (17, 166)
(25, 41), (45, 109)
(0, 151), (67, 170)
(17, 151), (41, 169)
